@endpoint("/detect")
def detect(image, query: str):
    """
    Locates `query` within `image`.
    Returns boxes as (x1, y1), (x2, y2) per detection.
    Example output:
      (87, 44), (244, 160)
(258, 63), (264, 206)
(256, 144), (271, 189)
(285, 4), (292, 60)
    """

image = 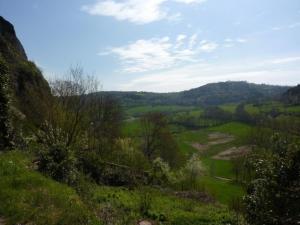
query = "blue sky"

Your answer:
(1, 0), (300, 92)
